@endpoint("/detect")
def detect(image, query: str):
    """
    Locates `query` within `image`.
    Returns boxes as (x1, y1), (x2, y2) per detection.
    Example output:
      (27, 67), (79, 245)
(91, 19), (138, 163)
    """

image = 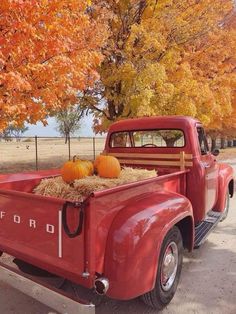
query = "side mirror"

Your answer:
(212, 148), (220, 156)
